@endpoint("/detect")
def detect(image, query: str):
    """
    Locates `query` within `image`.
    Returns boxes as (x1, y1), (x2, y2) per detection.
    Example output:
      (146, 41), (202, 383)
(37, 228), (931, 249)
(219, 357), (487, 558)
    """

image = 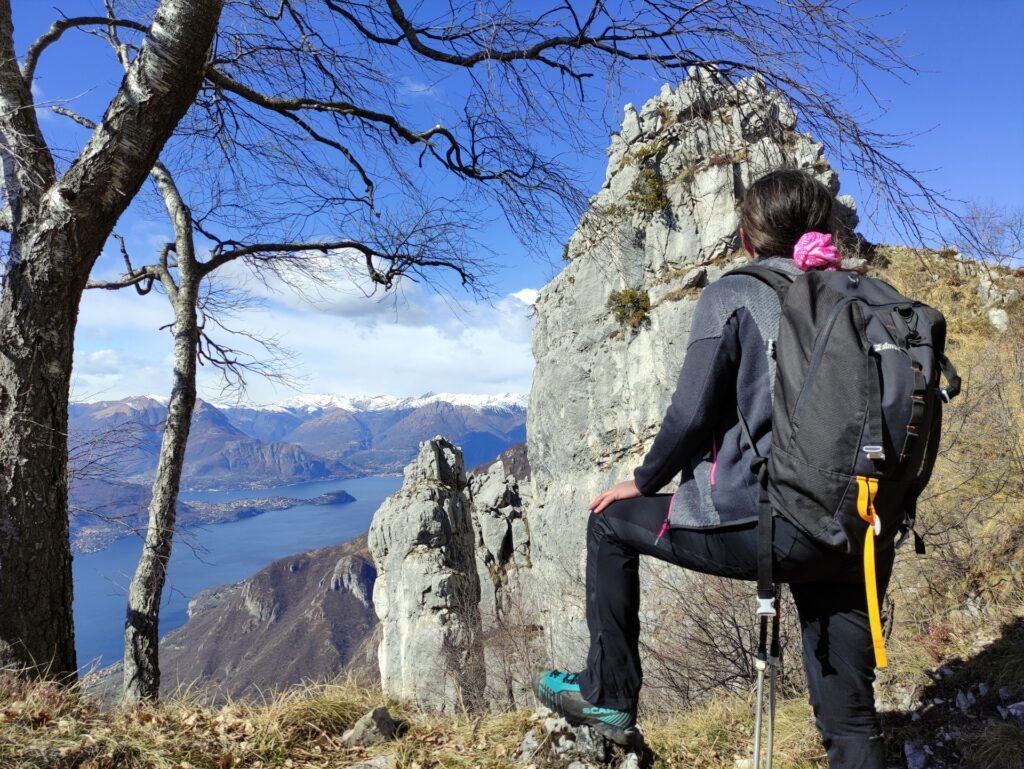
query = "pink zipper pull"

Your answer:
(709, 436), (718, 487)
(654, 494), (674, 544)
